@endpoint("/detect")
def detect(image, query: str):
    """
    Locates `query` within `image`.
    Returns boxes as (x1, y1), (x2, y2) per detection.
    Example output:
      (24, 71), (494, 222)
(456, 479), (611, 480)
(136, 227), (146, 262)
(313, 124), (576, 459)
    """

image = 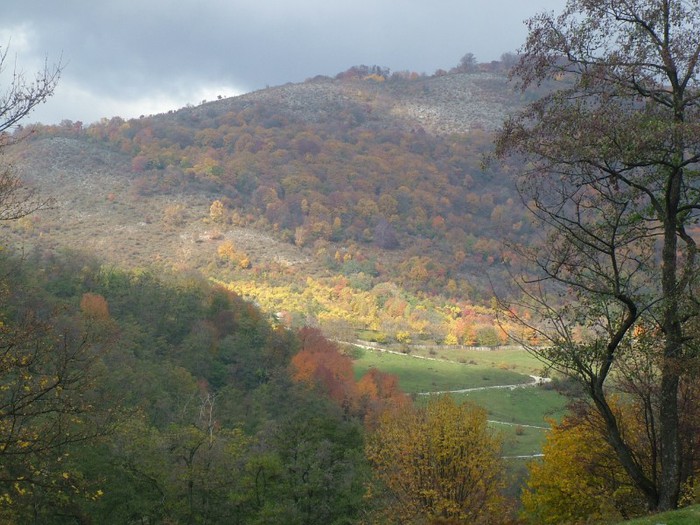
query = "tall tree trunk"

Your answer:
(658, 369), (681, 510)
(658, 172), (682, 510)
